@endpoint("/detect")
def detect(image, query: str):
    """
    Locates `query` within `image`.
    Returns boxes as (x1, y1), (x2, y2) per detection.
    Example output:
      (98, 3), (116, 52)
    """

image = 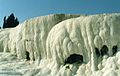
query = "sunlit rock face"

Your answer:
(0, 13), (120, 76)
(1, 14), (80, 60)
